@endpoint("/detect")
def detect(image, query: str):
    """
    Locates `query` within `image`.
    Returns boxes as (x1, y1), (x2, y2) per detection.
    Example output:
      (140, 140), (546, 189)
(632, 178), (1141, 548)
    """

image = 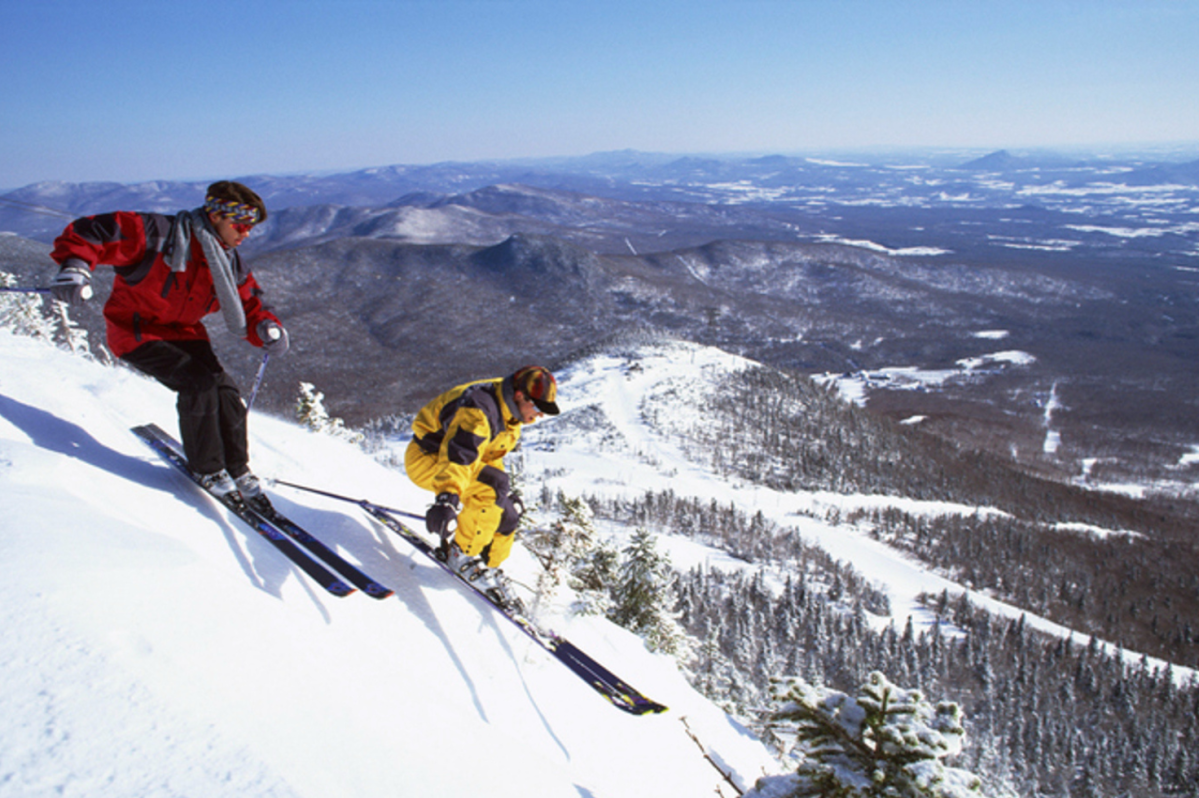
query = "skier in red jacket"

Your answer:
(49, 181), (288, 508)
